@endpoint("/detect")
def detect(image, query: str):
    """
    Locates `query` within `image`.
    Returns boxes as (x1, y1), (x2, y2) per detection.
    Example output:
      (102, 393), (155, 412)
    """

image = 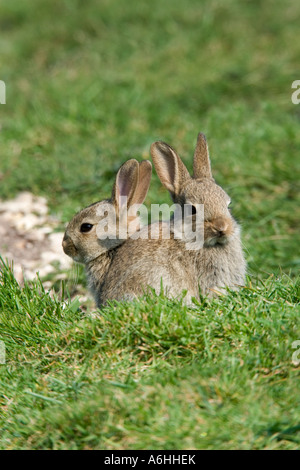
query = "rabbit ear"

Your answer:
(132, 160), (152, 206)
(150, 141), (190, 199)
(112, 159), (140, 210)
(193, 133), (212, 179)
